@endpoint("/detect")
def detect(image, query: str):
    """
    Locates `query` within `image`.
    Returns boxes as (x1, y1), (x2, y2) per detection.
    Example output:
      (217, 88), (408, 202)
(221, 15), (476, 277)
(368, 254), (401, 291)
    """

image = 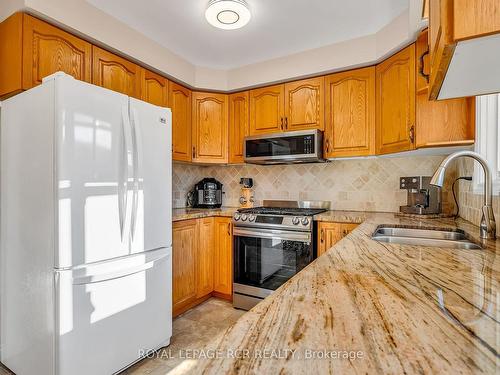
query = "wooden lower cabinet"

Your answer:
(172, 219), (198, 317)
(317, 222), (358, 257)
(213, 217), (233, 298)
(172, 217), (233, 317)
(196, 217), (215, 298)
